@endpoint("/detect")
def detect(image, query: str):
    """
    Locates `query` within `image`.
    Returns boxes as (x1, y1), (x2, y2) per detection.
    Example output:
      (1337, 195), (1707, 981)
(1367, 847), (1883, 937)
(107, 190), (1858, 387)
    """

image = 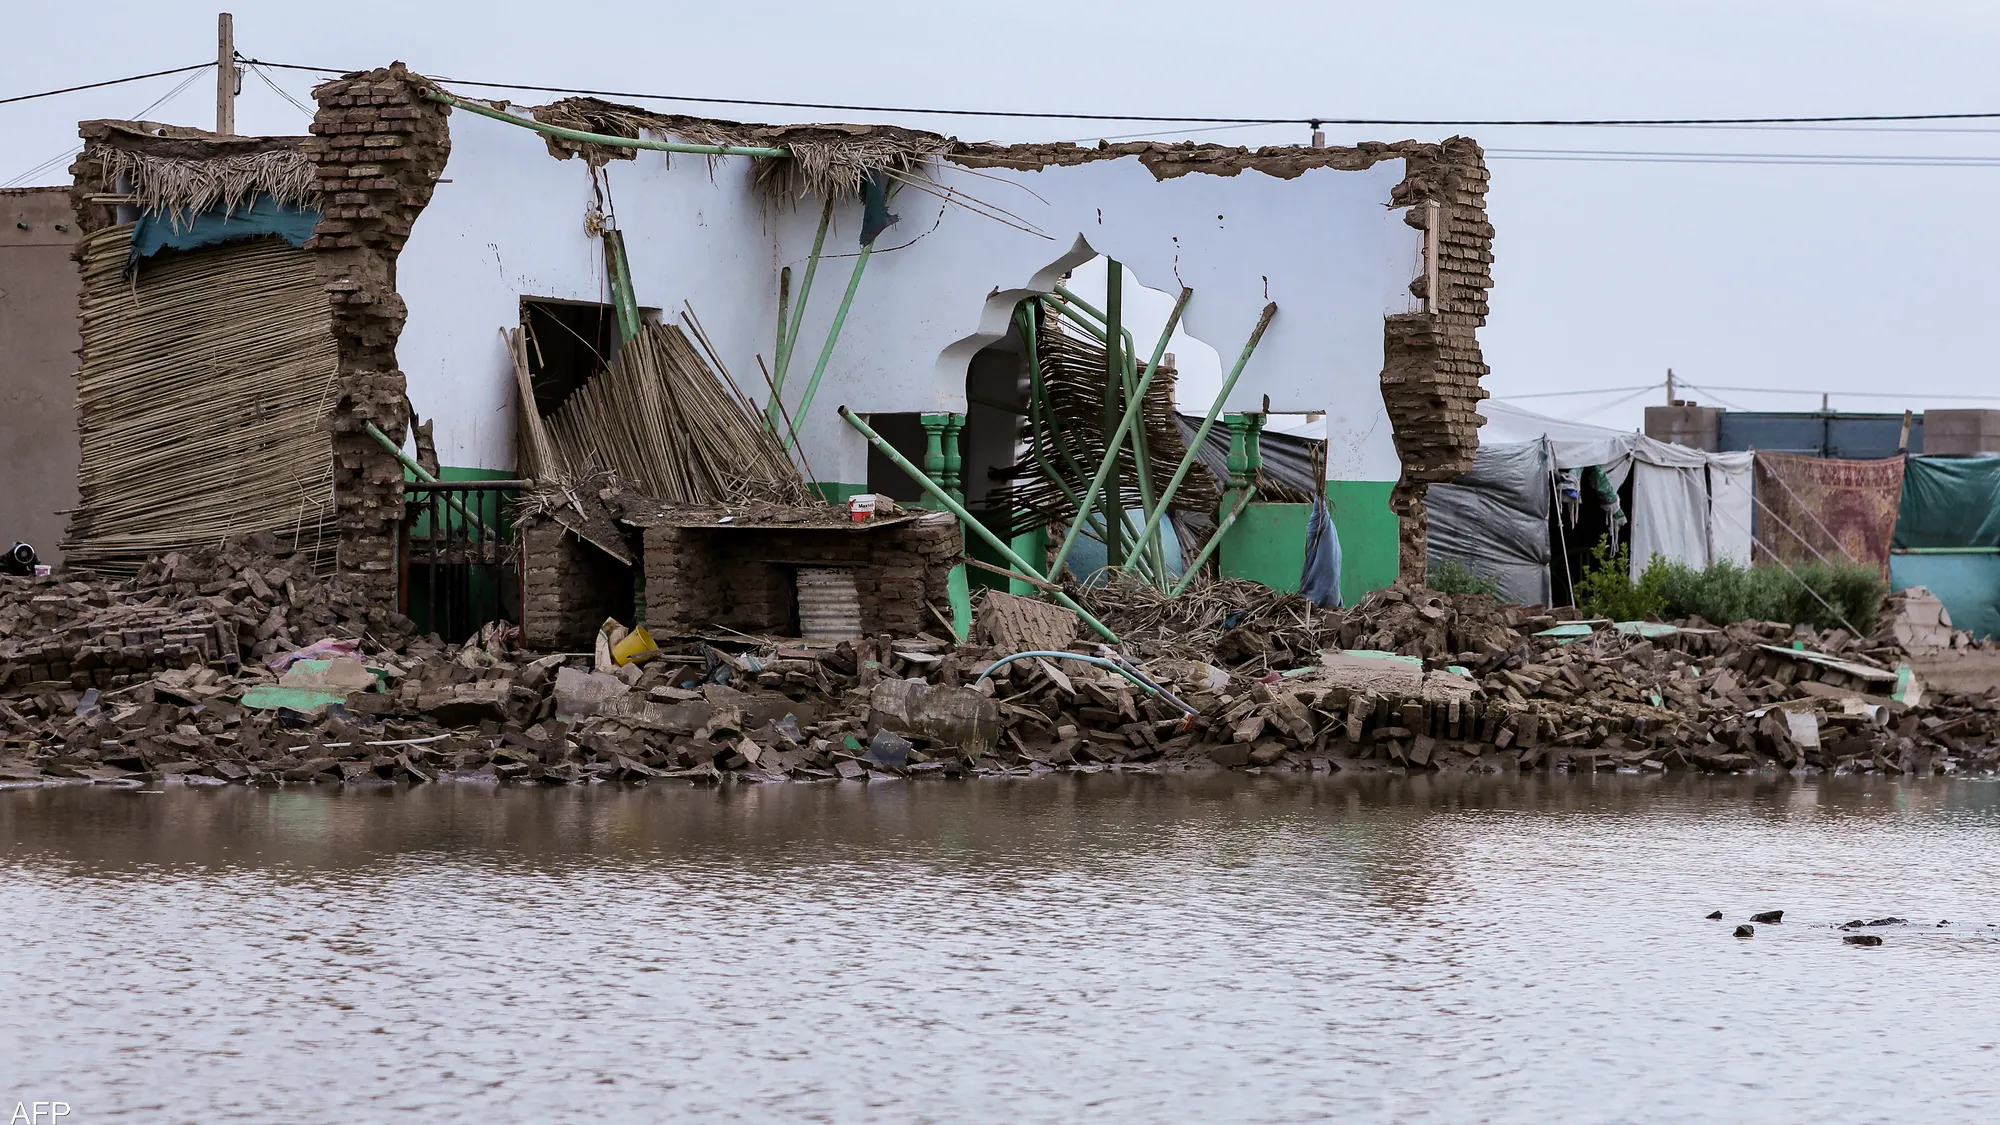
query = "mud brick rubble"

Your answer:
(2, 544), (1997, 789)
